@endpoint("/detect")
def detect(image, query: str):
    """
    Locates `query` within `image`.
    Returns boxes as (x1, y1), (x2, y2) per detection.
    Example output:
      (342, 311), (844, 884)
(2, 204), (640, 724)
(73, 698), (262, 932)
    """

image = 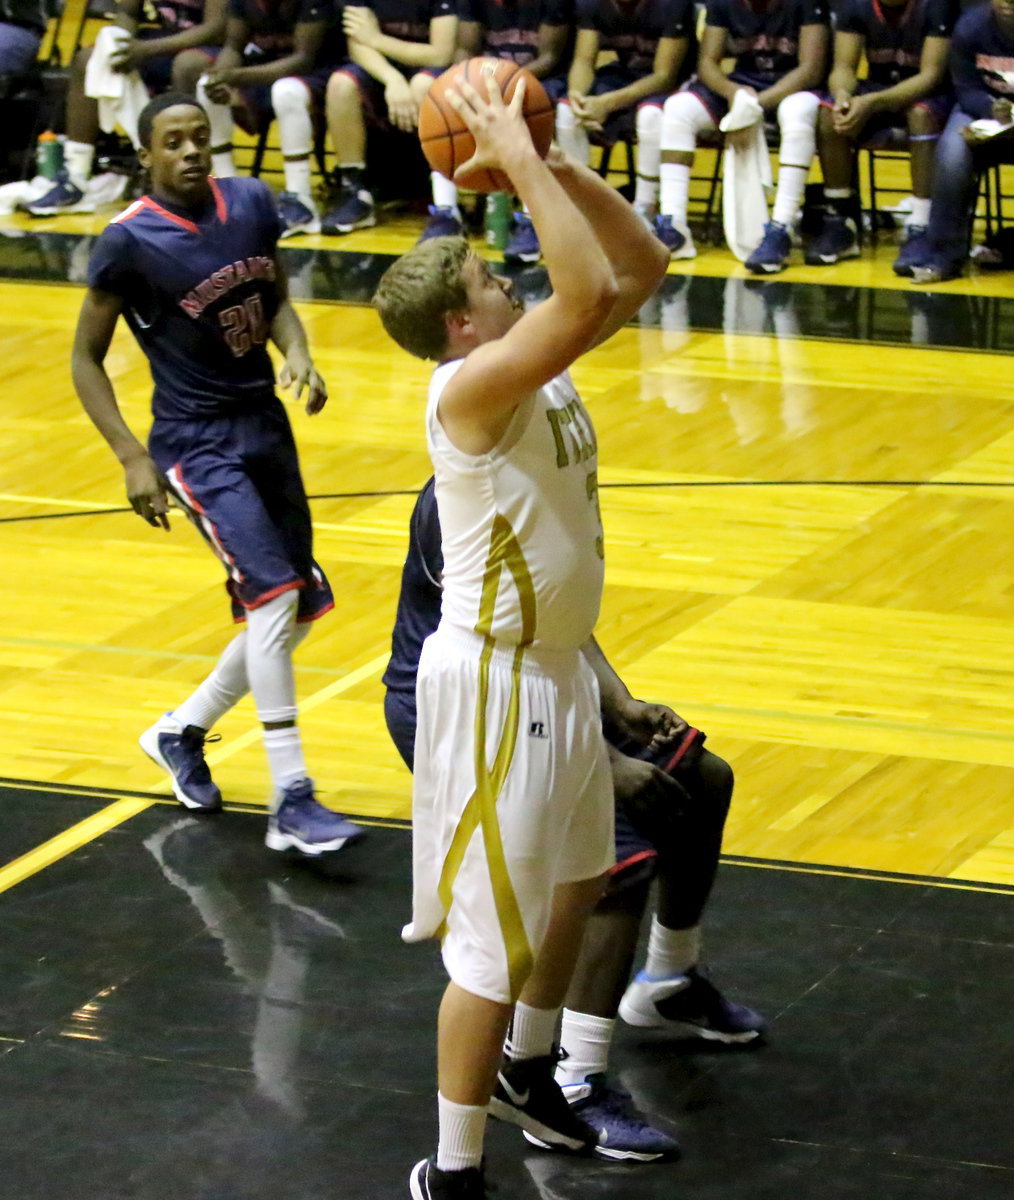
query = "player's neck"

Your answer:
(148, 183), (215, 218)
